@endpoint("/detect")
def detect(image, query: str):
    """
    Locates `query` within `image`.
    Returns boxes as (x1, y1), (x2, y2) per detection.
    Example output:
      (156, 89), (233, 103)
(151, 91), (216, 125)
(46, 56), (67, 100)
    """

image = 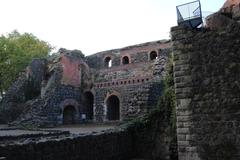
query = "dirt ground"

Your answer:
(0, 124), (117, 136)
(45, 124), (117, 134)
